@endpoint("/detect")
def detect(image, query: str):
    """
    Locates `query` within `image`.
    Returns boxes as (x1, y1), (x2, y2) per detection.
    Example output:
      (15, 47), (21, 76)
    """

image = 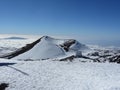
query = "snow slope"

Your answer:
(13, 36), (66, 60)
(70, 40), (88, 51)
(0, 59), (120, 90)
(13, 36), (88, 60)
